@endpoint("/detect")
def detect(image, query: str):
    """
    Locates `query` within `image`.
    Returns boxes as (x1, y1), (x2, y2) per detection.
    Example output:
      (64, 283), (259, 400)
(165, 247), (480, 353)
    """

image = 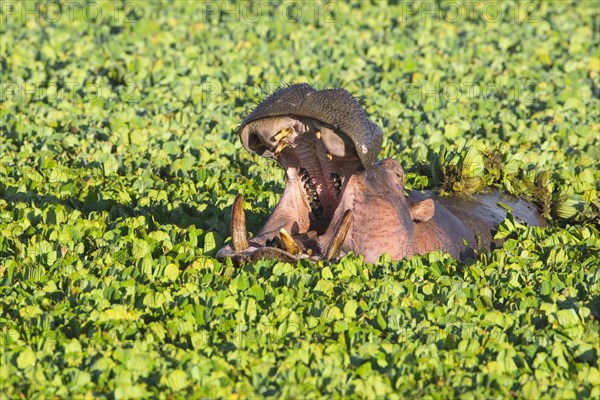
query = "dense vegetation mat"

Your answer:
(1, 1), (598, 398)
